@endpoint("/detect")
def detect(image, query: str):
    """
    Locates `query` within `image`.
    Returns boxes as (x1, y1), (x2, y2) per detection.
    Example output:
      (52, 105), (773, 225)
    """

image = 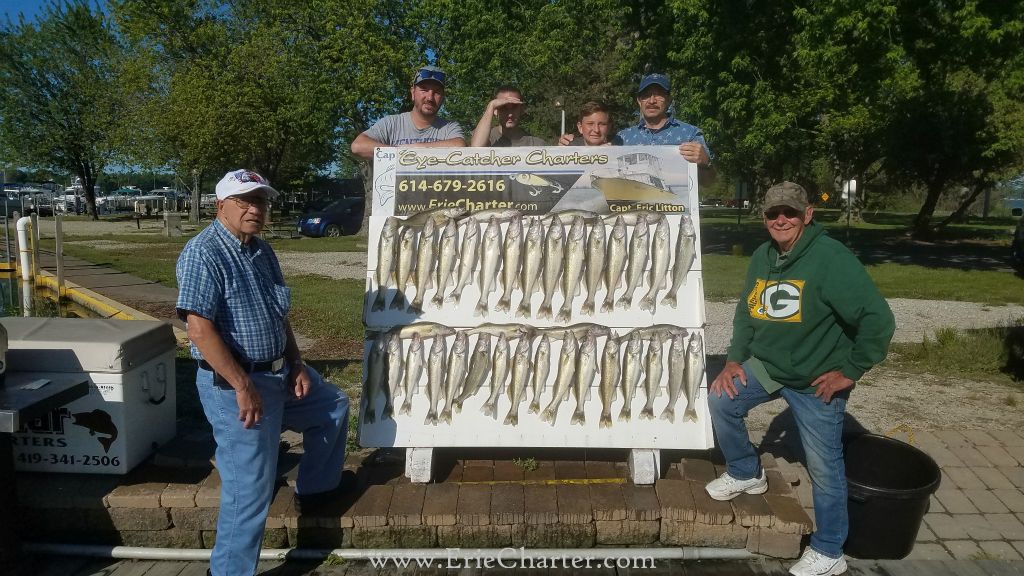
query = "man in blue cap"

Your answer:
(613, 73), (711, 166)
(352, 65), (465, 159)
